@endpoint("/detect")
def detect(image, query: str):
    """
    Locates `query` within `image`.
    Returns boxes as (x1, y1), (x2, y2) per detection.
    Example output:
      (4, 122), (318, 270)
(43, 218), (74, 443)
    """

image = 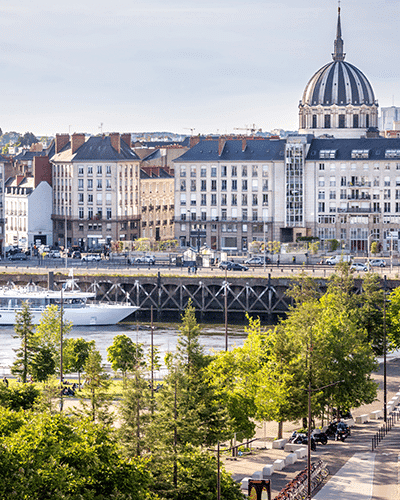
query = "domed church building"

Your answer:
(298, 6), (379, 138)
